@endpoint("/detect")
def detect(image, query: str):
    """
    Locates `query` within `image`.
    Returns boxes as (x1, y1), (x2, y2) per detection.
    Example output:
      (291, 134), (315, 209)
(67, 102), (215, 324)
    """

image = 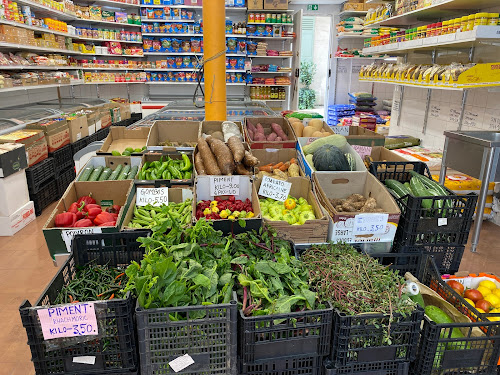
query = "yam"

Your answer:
(309, 119), (323, 131)
(222, 121), (242, 142)
(197, 137), (221, 175)
(267, 132), (278, 141)
(303, 126), (316, 137)
(206, 136), (235, 175)
(211, 131), (224, 142)
(227, 135), (245, 163)
(194, 152), (206, 175)
(330, 198), (344, 207)
(235, 163), (251, 175)
(243, 150), (259, 167)
(291, 121), (304, 137)
(254, 133), (266, 141)
(270, 123), (288, 140)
